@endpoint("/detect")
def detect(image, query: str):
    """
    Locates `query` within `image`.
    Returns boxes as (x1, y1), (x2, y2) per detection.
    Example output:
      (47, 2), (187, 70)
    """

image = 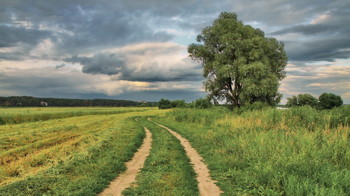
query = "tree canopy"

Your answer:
(188, 12), (287, 107)
(286, 94), (318, 107)
(318, 93), (343, 109)
(286, 92), (343, 110)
